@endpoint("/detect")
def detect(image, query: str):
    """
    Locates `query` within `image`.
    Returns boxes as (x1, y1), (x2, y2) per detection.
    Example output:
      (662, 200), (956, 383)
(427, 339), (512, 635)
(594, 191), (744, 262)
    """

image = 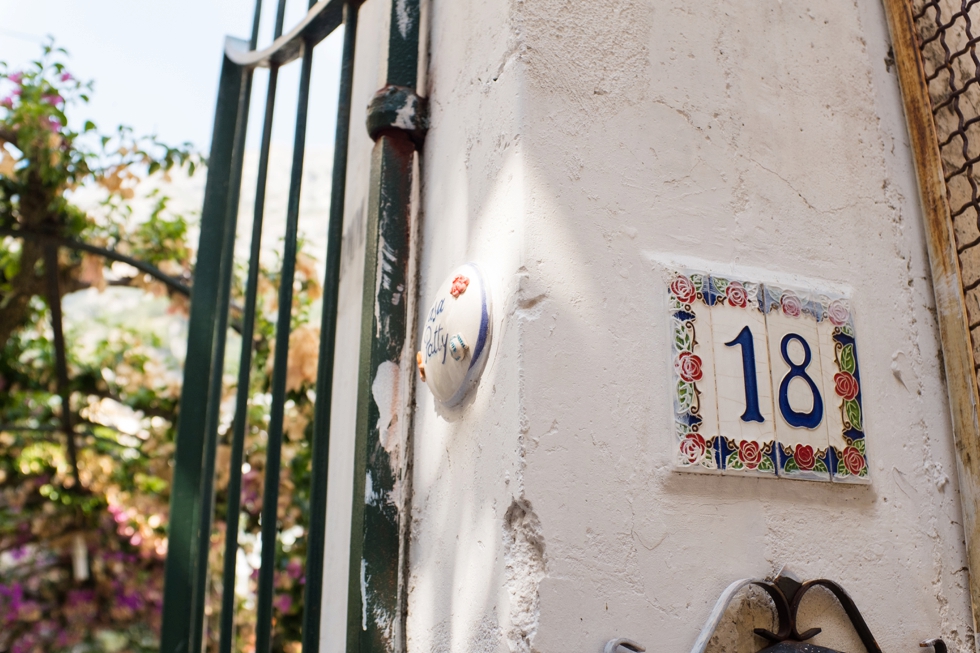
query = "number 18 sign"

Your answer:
(668, 270), (868, 483)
